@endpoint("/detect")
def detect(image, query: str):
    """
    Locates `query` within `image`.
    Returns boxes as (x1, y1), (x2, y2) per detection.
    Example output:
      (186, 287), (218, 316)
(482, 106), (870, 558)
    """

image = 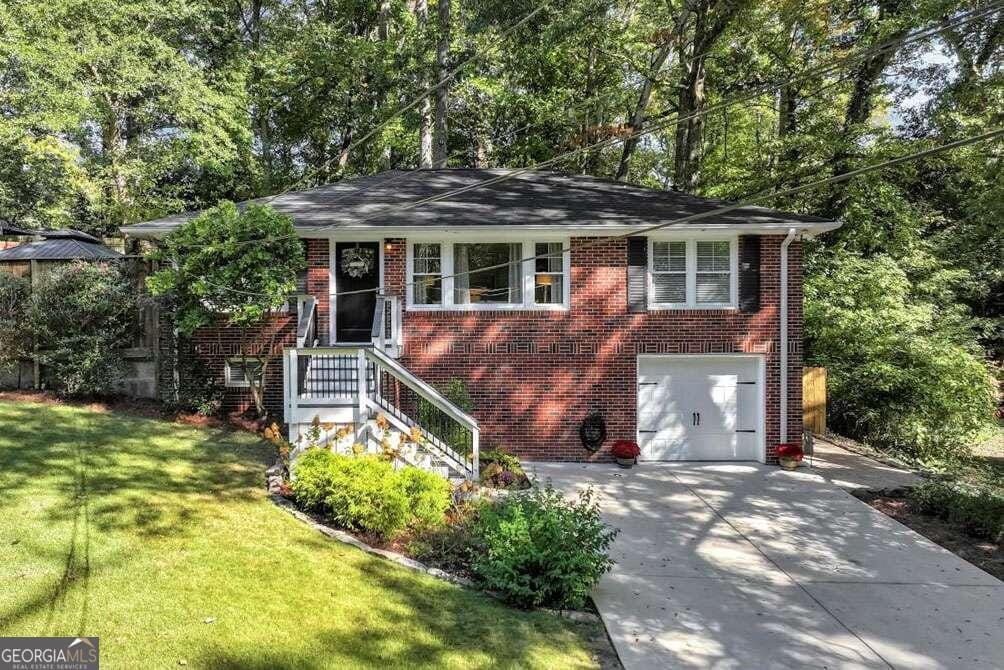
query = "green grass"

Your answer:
(0, 399), (600, 669)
